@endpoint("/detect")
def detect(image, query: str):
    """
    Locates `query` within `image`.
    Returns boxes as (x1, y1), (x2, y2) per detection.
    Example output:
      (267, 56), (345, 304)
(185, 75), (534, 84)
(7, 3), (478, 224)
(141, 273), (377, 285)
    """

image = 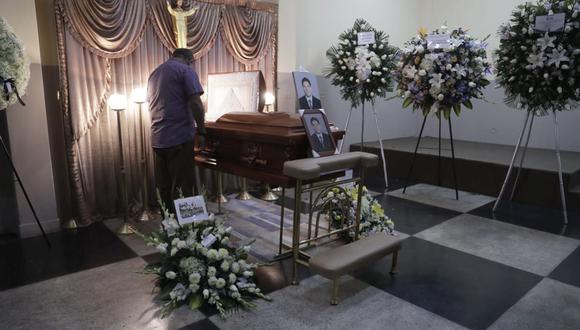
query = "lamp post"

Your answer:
(109, 93), (132, 235)
(132, 87), (153, 222)
(260, 91), (279, 201)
